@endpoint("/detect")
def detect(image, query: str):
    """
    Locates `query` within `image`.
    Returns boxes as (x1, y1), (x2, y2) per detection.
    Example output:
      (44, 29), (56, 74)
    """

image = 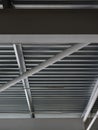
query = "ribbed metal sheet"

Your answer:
(0, 43), (97, 117)
(23, 43), (98, 115)
(0, 45), (29, 113)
